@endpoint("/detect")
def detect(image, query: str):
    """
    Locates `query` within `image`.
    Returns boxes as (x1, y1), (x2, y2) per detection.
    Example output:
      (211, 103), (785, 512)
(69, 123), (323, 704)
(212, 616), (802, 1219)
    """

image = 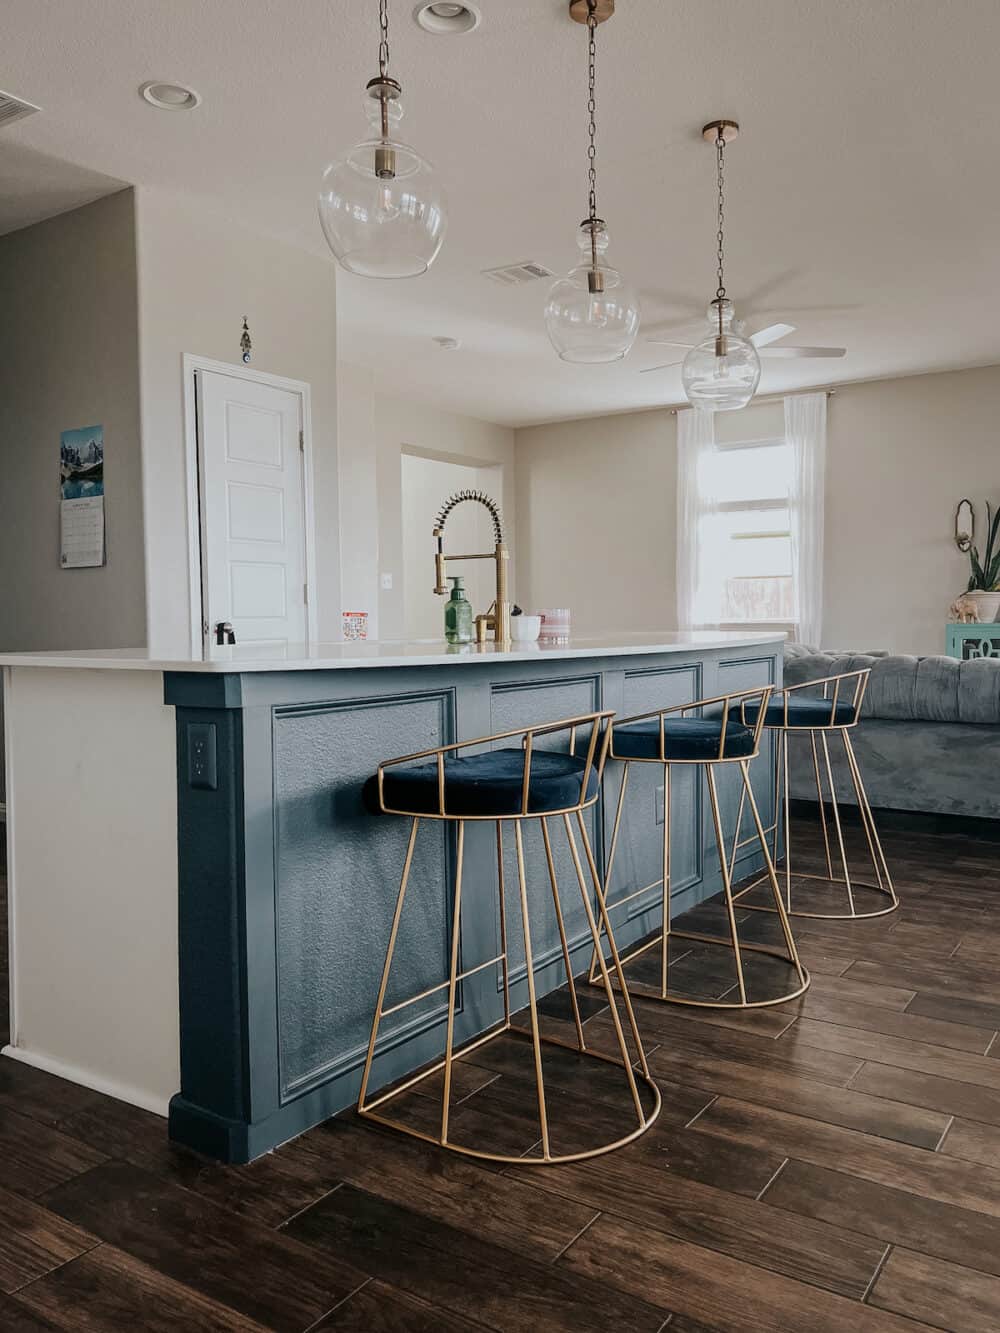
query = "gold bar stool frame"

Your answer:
(589, 686), (809, 1009)
(358, 711), (661, 1165)
(729, 669), (898, 921)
